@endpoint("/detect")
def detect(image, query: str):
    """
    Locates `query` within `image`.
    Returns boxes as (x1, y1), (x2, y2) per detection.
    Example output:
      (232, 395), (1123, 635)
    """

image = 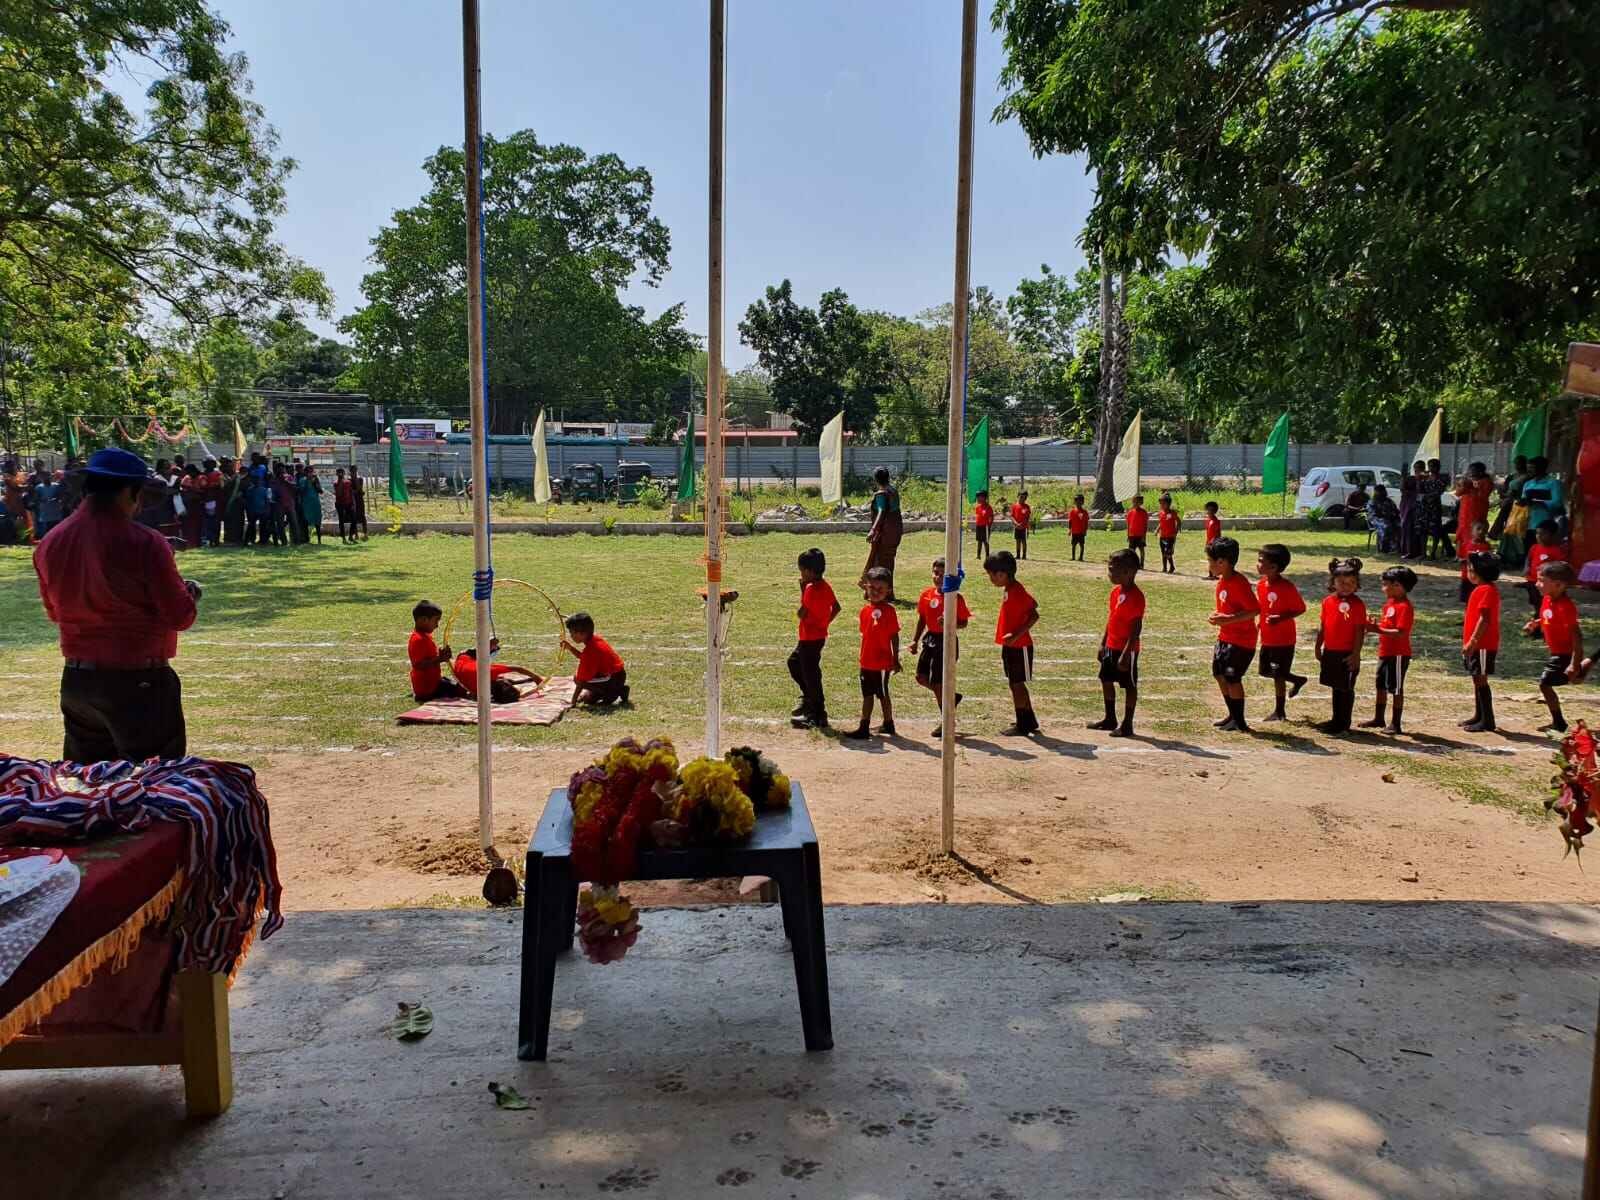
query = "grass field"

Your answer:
(0, 524), (1575, 819)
